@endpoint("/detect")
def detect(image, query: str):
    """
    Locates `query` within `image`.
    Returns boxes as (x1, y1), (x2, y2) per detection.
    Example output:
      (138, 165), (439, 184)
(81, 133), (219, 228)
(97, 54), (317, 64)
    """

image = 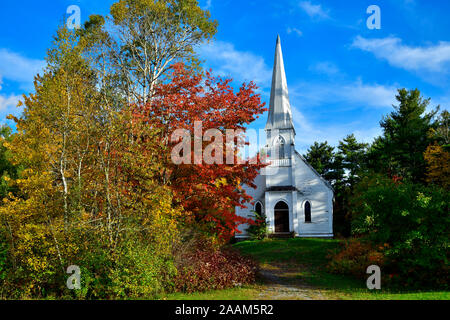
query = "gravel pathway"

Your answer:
(256, 263), (328, 300)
